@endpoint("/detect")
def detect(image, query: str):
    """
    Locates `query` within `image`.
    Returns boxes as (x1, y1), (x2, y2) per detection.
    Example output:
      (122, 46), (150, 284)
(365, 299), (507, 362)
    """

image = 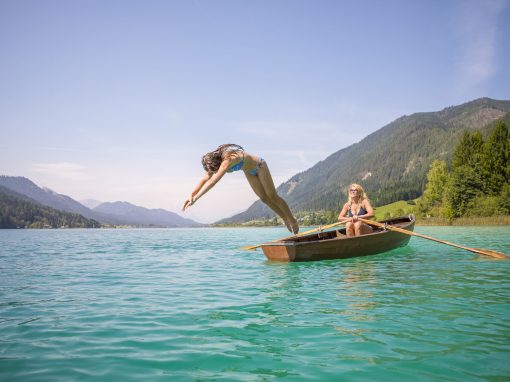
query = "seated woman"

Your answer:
(182, 144), (299, 234)
(338, 183), (374, 237)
